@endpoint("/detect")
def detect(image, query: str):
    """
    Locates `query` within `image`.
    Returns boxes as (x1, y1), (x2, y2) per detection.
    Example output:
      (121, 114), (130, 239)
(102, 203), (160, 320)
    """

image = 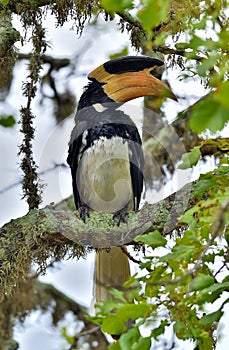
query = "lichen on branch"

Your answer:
(18, 21), (47, 209)
(0, 182), (193, 301)
(0, 12), (20, 96)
